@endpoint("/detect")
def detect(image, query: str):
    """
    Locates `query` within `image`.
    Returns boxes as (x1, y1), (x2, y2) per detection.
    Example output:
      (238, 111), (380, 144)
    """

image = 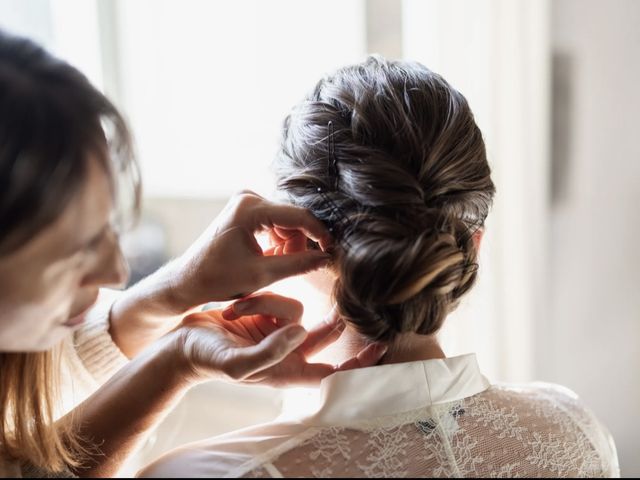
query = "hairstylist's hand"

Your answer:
(111, 191), (333, 358)
(173, 292), (387, 387)
(170, 191), (332, 306)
